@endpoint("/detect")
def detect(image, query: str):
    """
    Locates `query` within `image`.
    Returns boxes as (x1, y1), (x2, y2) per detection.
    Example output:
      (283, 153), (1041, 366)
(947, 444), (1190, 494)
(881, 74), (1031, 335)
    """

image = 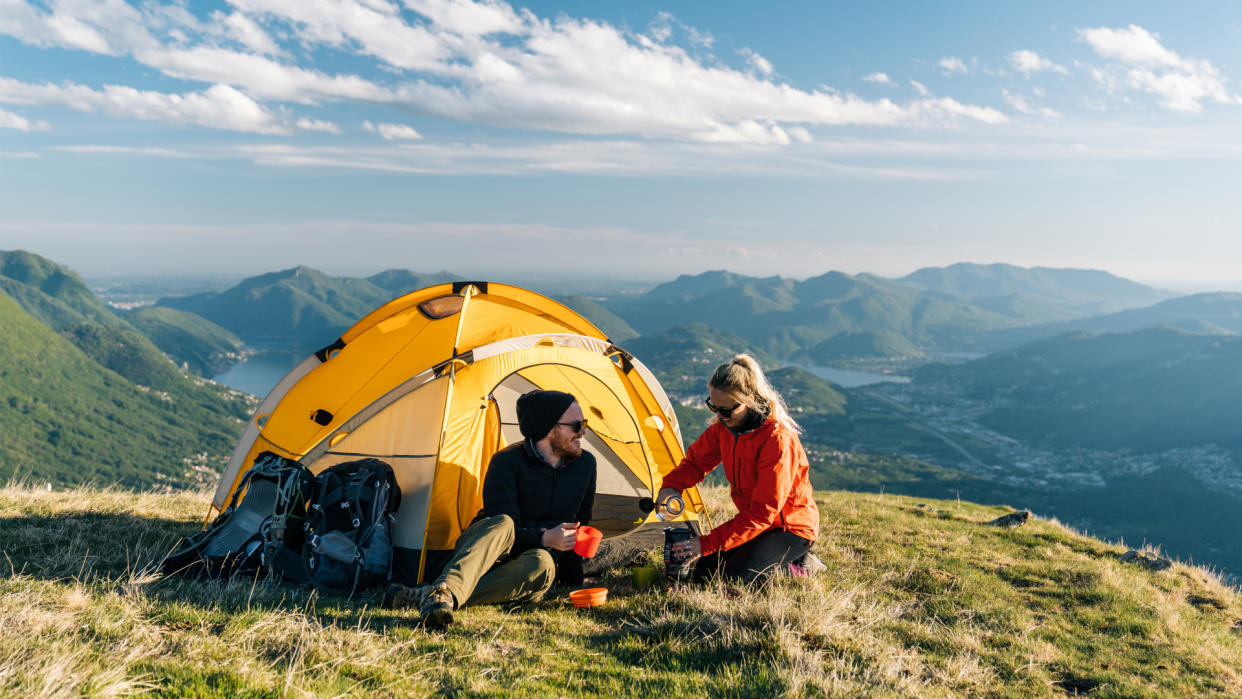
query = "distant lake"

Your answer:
(213, 352), (910, 397)
(794, 364), (910, 388)
(212, 351), (304, 397)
